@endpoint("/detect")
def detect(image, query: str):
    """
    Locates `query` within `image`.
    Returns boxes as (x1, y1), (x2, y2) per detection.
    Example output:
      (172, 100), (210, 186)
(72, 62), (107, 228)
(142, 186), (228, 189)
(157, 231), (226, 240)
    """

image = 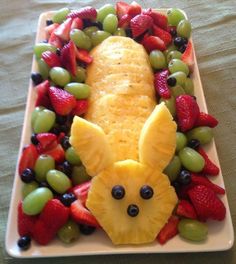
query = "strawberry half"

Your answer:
(72, 181), (91, 204)
(143, 9), (167, 30)
(154, 69), (171, 99)
(54, 17), (73, 42)
(152, 25), (172, 46)
(61, 40), (77, 76)
(71, 99), (89, 116)
(194, 112), (218, 128)
(18, 144), (38, 175)
(45, 23), (60, 38)
(118, 14), (132, 28)
(32, 219), (56, 245)
(48, 32), (63, 49)
(41, 51), (61, 68)
(43, 144), (65, 164)
(71, 17), (84, 30)
(142, 35), (166, 52)
(35, 80), (51, 108)
(181, 41), (194, 72)
(67, 7), (97, 20)
(175, 95), (200, 132)
(76, 48), (93, 64)
(49, 86), (76, 116)
(176, 200), (197, 219)
(127, 1), (142, 17)
(116, 1), (130, 19)
(36, 133), (58, 152)
(130, 14), (153, 38)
